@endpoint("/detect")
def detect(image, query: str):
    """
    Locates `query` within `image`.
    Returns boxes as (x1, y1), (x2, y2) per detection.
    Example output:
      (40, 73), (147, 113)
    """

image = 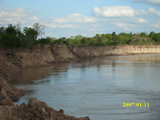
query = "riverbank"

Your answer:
(3, 45), (160, 68)
(0, 45), (160, 119)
